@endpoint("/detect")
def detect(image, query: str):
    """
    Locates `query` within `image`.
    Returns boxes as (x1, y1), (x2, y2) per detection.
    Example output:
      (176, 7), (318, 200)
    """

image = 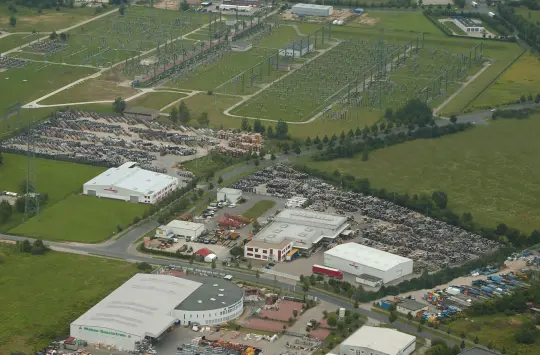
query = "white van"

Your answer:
(223, 275), (233, 281)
